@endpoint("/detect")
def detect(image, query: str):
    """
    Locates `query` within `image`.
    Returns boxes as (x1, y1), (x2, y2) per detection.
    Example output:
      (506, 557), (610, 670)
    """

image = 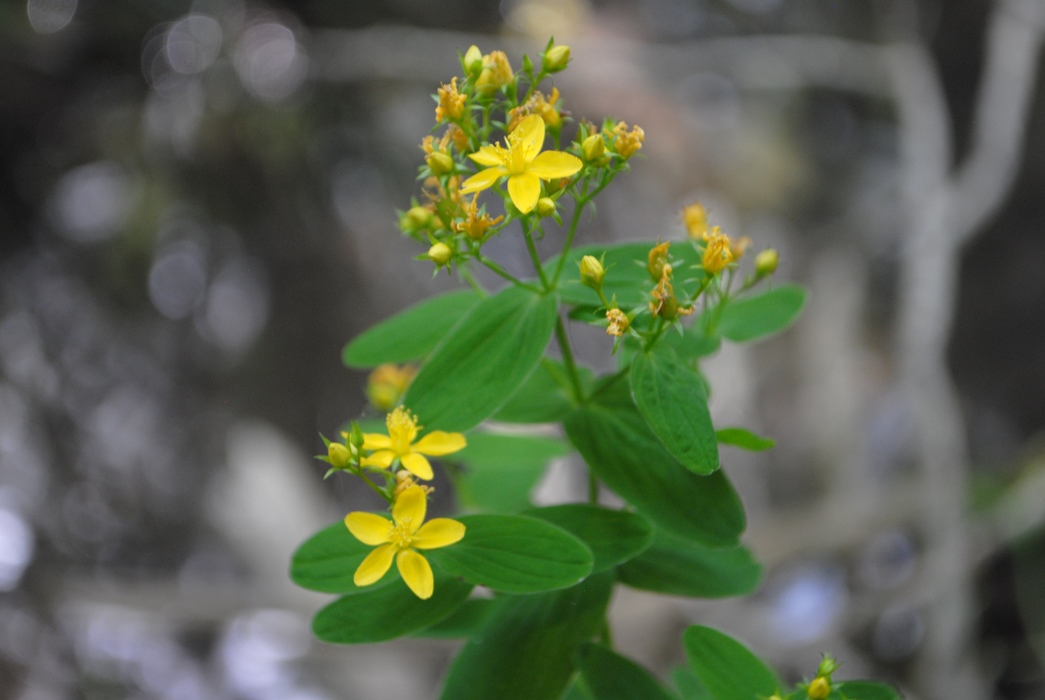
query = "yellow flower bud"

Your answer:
(462, 45), (483, 78)
(327, 442), (351, 469)
(681, 202), (708, 240)
(426, 151), (454, 176)
(476, 50), (513, 93)
(582, 133), (605, 162)
(807, 677), (830, 700)
(542, 44), (570, 73)
(428, 242), (452, 266)
(536, 197), (556, 218)
(606, 308), (629, 337)
(648, 241), (670, 281)
(366, 363), (415, 411)
(702, 233), (733, 275)
(755, 248), (779, 276)
(404, 206), (432, 230)
(730, 235), (752, 260)
(579, 255), (605, 289)
(612, 121), (644, 159)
